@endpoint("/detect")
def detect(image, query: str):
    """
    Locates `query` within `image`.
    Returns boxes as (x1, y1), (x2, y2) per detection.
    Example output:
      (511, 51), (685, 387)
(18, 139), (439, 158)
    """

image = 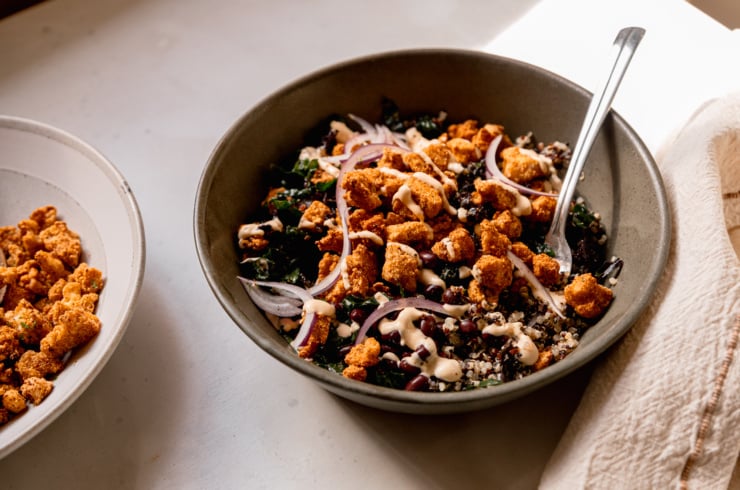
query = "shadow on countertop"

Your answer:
(0, 0), (45, 19)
